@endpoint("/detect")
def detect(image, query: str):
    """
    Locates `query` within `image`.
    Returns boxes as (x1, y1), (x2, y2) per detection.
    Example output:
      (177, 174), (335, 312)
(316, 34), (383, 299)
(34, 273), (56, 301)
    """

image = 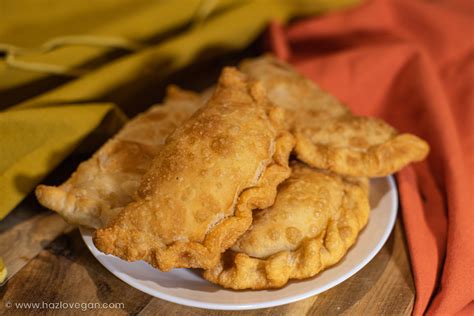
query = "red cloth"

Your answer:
(268, 0), (474, 315)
